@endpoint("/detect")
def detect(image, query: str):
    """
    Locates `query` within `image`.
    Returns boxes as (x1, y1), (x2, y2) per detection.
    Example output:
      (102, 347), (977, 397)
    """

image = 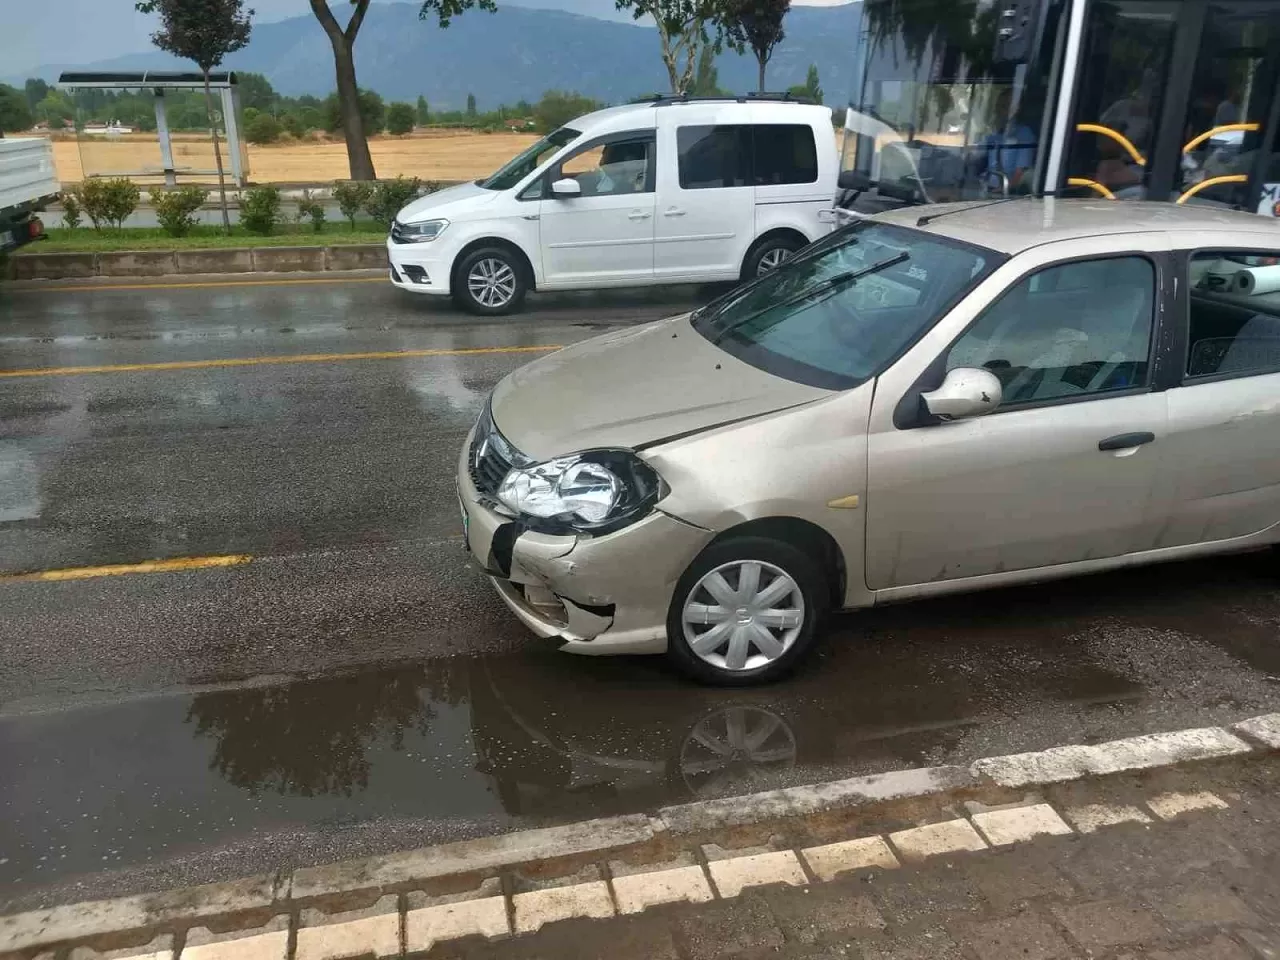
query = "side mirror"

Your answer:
(837, 169), (874, 191)
(920, 368), (1002, 420)
(550, 178), (581, 198)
